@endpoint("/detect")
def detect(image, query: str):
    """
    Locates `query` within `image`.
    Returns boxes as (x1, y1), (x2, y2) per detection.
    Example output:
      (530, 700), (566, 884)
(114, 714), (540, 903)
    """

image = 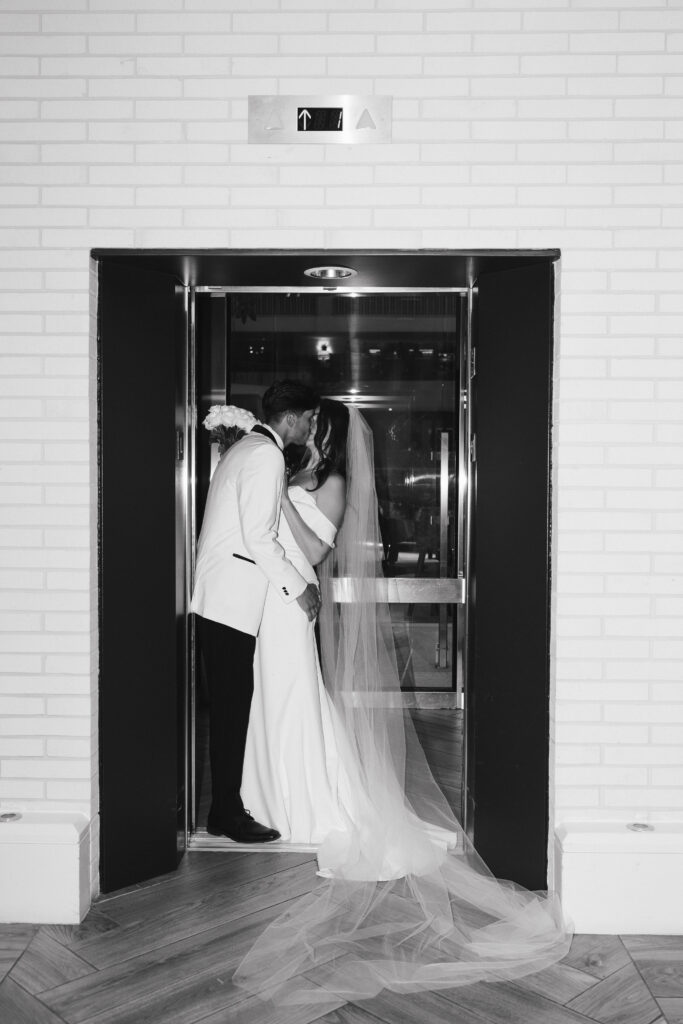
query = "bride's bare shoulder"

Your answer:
(315, 472), (346, 527)
(319, 471), (345, 494)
